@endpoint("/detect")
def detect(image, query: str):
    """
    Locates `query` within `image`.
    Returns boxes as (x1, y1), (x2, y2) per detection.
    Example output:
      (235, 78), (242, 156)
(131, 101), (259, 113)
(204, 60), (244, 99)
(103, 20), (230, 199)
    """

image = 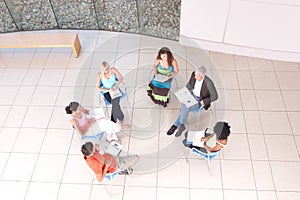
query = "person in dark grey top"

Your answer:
(167, 66), (218, 137)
